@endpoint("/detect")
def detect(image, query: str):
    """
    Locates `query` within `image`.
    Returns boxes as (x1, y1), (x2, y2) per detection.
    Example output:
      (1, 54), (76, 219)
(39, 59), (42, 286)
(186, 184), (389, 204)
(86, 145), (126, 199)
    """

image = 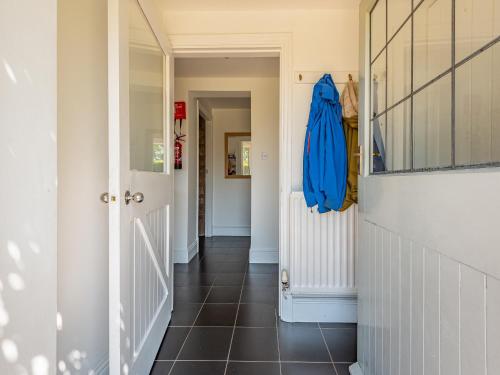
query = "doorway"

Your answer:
(198, 114), (206, 237)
